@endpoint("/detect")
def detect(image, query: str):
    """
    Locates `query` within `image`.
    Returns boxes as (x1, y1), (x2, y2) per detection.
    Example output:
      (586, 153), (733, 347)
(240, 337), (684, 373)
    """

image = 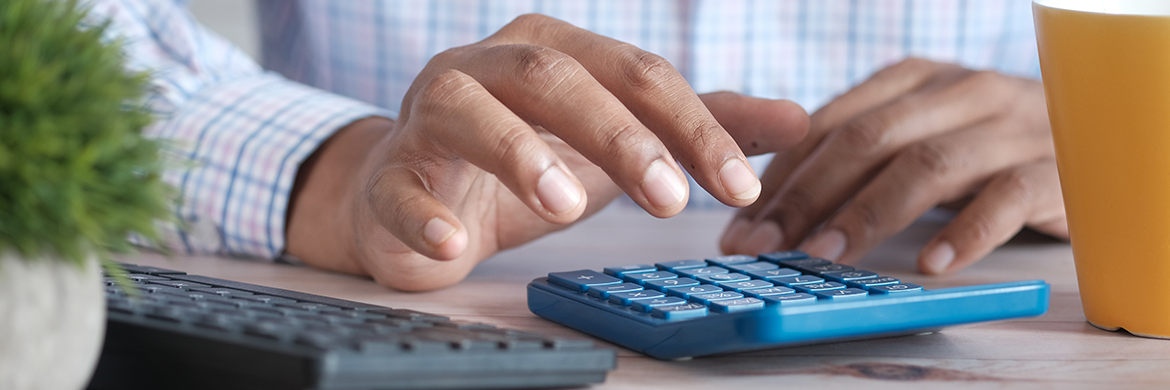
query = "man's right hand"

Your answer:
(286, 14), (809, 291)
